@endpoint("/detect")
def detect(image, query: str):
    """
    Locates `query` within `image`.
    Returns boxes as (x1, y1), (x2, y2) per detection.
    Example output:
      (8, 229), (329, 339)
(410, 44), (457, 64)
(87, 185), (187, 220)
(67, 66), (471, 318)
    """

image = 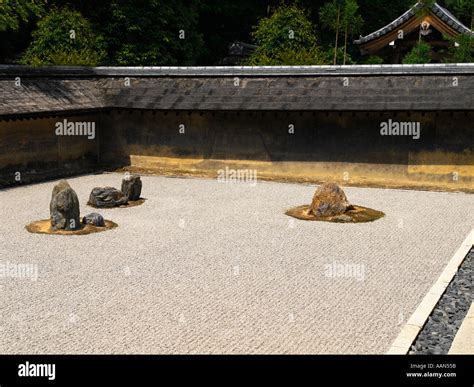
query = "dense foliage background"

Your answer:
(0, 0), (472, 65)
